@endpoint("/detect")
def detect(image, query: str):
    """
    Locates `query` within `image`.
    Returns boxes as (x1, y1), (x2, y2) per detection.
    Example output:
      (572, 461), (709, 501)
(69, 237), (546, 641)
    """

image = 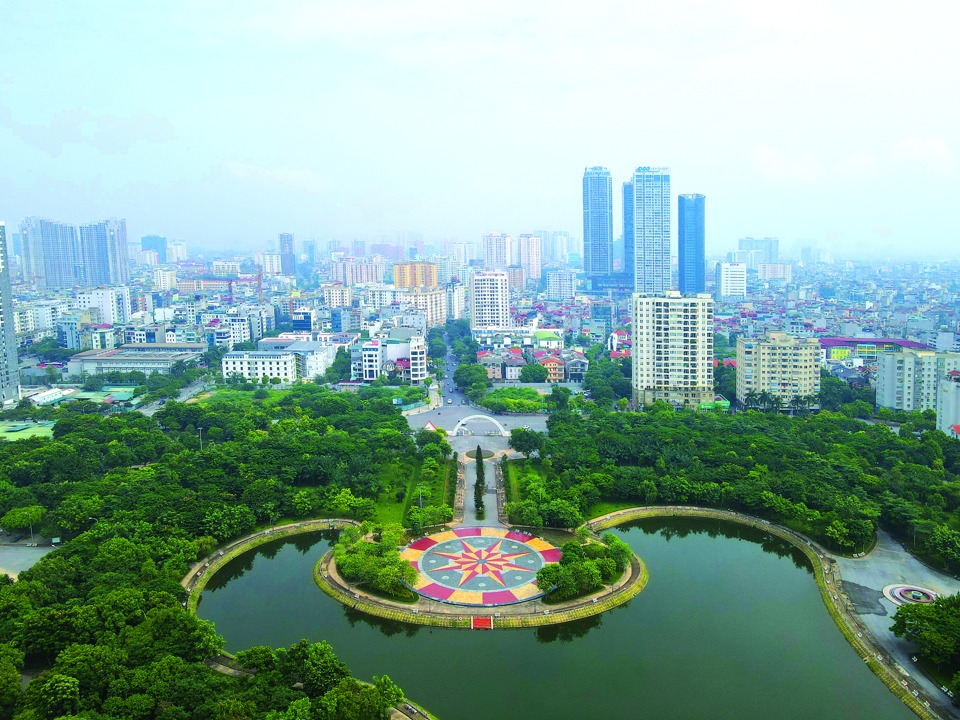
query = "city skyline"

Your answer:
(1, 3), (957, 259)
